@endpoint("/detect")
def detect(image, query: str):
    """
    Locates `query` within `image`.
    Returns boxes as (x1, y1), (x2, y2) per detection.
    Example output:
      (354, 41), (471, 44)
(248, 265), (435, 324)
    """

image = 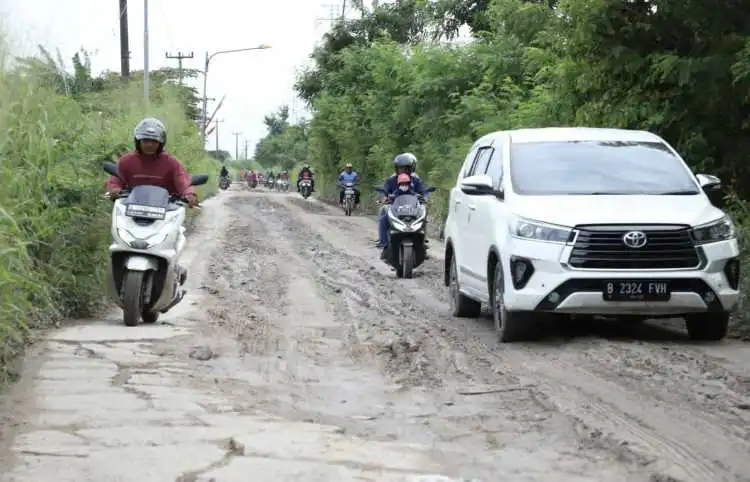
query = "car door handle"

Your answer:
(454, 199), (461, 205)
(467, 204), (476, 211)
